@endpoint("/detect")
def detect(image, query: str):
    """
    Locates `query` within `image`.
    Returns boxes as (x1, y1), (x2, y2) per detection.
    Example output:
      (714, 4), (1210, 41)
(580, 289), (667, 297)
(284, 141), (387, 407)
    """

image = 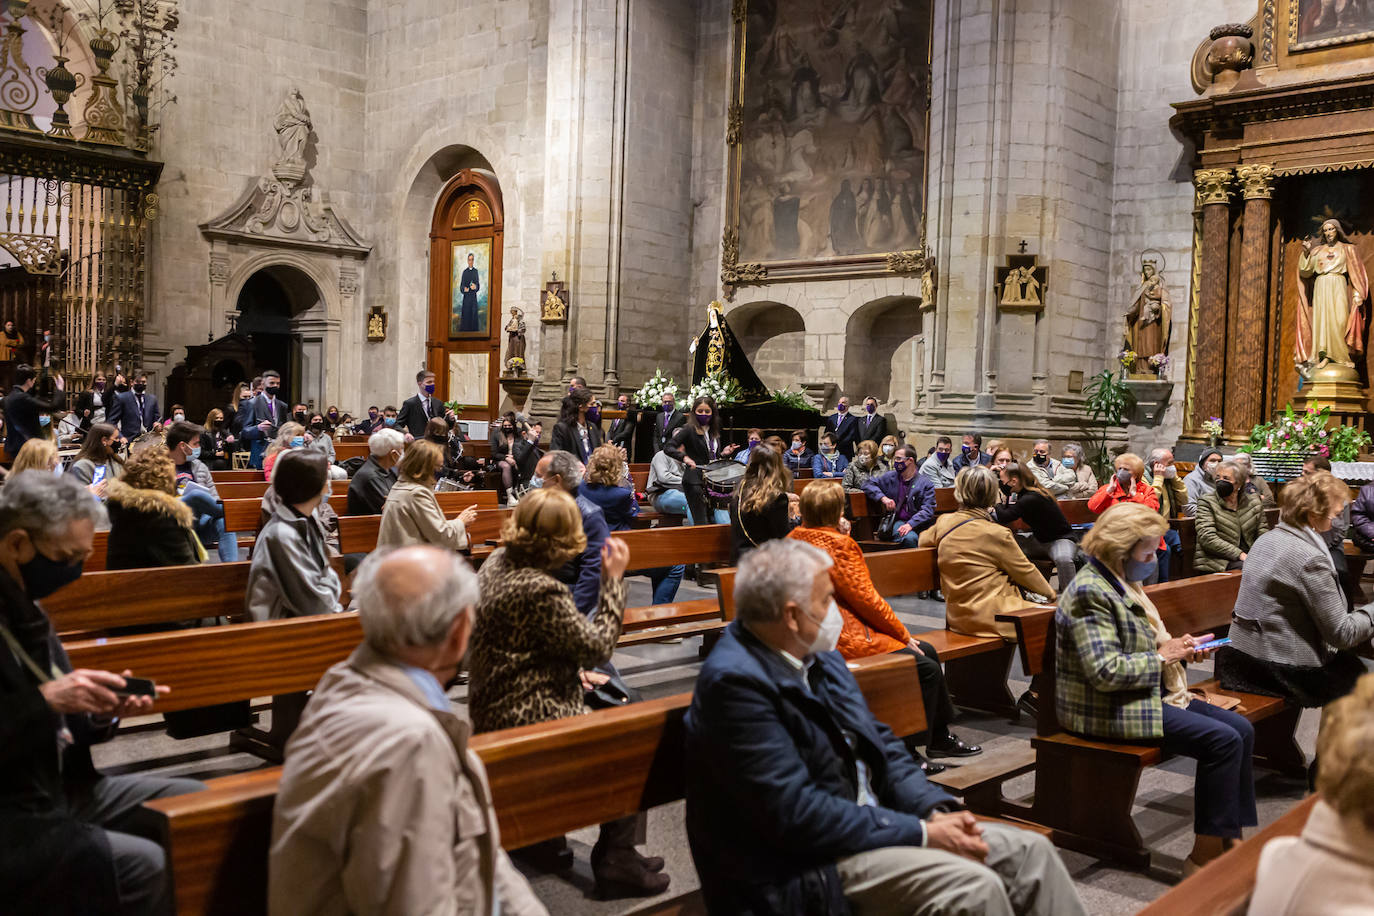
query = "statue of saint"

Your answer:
(1123, 259), (1172, 373)
(1297, 218), (1368, 374)
(273, 88), (311, 166)
(505, 307), (527, 369)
